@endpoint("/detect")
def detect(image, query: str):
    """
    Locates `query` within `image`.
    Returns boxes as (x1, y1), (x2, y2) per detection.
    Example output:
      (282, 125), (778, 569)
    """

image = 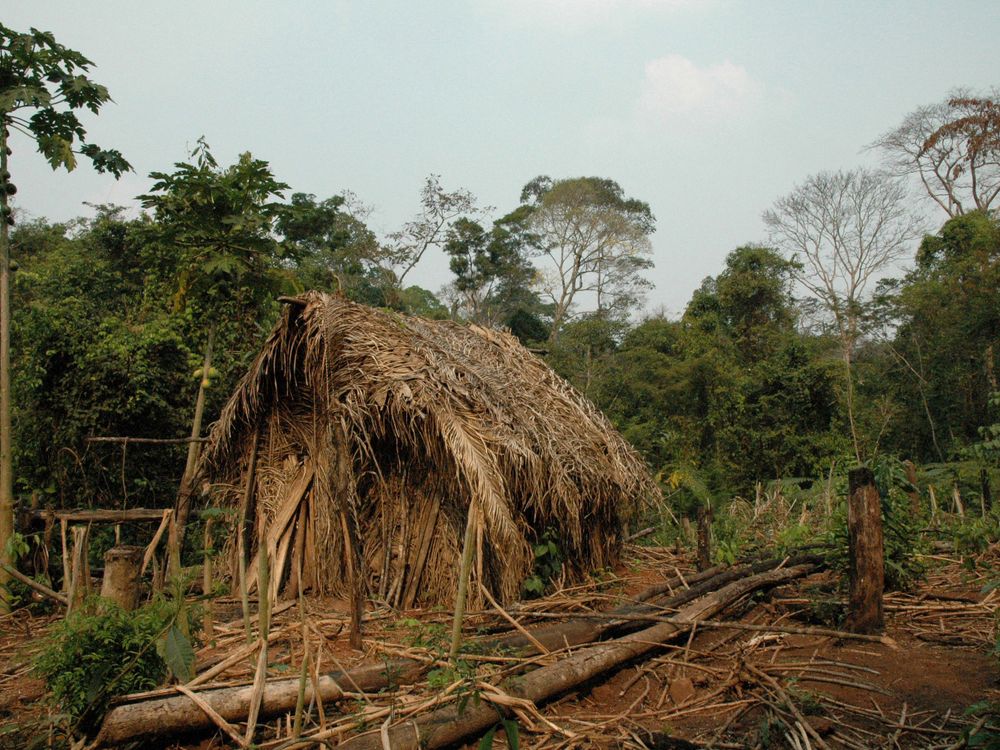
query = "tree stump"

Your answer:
(67, 524), (92, 613)
(101, 545), (144, 610)
(846, 468), (884, 633)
